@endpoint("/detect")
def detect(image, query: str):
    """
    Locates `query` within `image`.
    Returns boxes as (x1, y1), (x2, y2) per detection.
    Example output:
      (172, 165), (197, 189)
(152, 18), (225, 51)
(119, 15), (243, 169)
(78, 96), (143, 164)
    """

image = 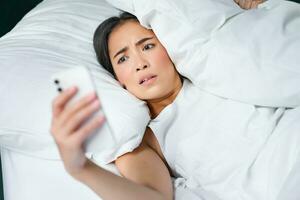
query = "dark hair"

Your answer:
(93, 12), (138, 78)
